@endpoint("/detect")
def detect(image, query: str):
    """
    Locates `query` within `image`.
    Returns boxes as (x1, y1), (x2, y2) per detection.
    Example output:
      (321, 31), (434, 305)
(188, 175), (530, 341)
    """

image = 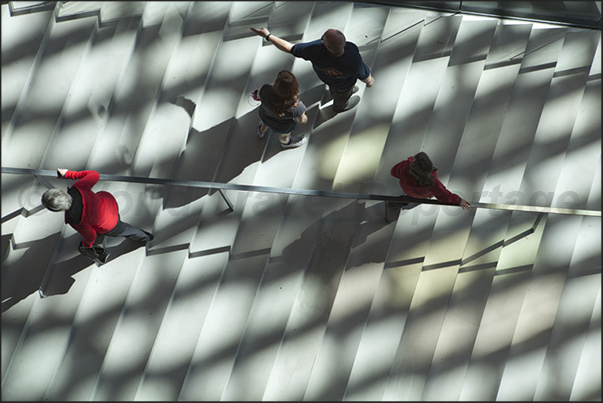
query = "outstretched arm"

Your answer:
(459, 199), (472, 210)
(250, 27), (293, 53)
